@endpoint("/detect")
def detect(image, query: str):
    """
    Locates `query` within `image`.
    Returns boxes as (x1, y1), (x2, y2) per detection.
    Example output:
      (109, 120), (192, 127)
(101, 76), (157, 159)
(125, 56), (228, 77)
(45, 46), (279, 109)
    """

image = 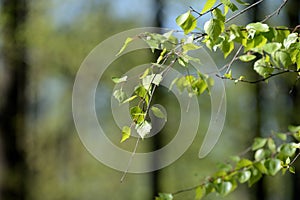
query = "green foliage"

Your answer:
(114, 1), (300, 199)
